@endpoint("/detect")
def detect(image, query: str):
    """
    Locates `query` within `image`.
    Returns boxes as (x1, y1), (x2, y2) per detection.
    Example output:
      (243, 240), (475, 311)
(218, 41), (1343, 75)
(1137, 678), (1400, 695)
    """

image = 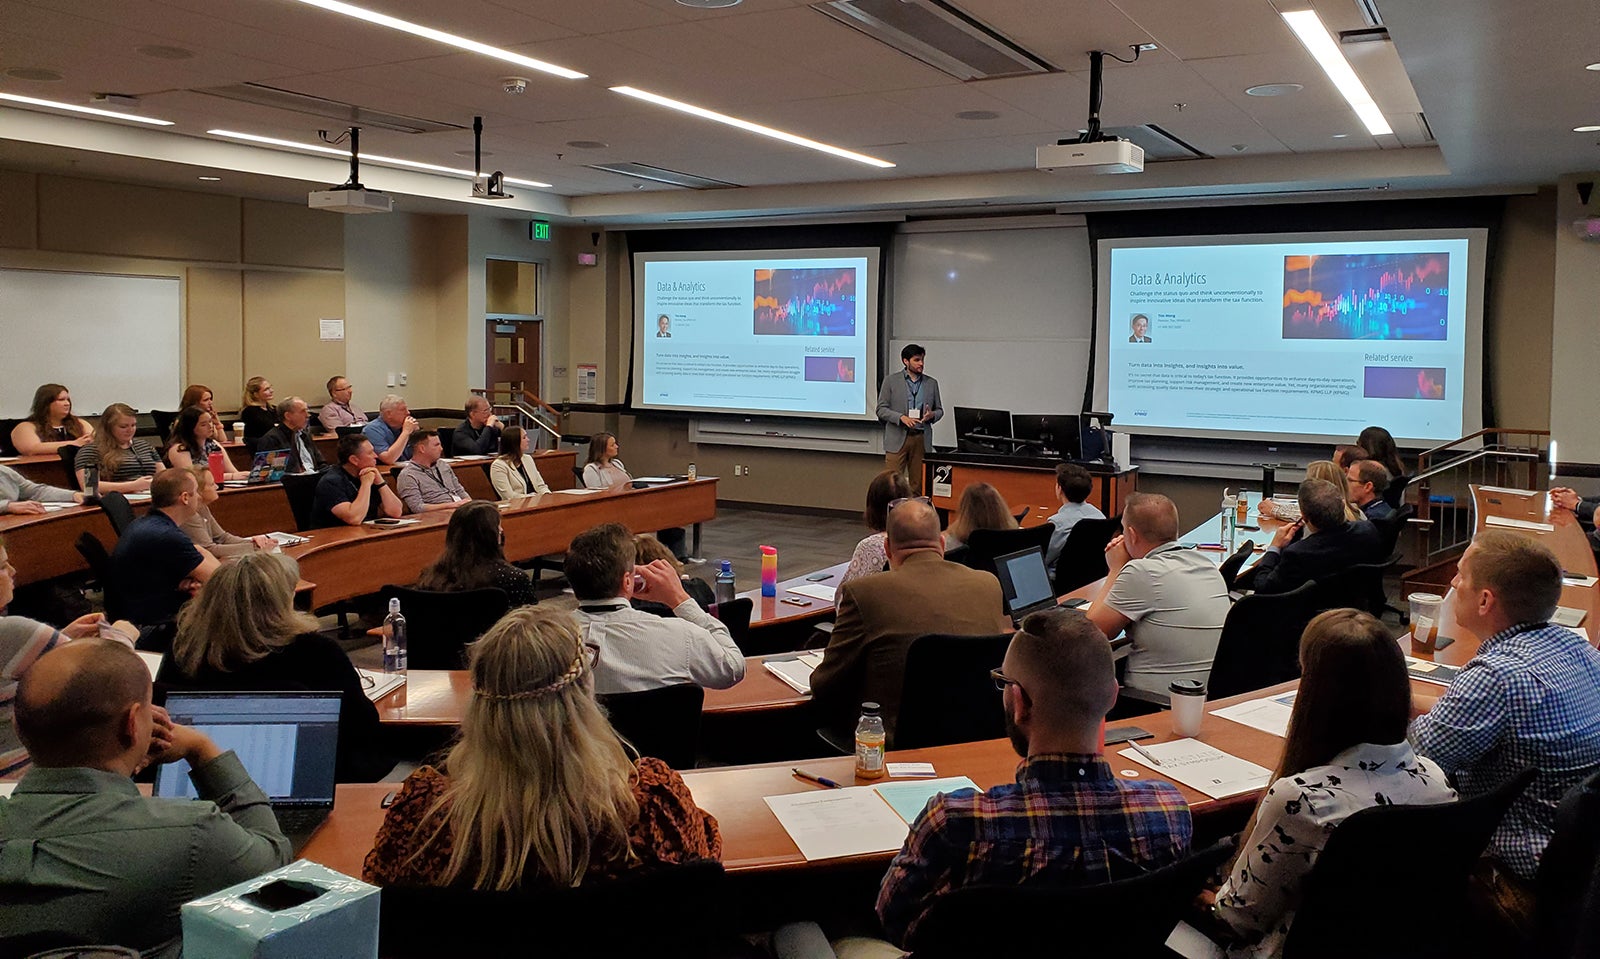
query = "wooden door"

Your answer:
(485, 319), (540, 407)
